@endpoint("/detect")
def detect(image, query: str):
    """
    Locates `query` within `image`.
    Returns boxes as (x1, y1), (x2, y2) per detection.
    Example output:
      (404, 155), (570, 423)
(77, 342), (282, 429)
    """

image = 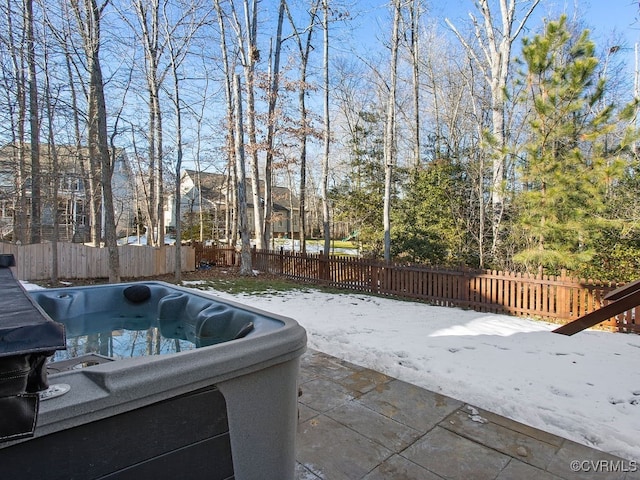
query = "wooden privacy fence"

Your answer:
(0, 242), (196, 281)
(194, 242), (238, 267)
(195, 245), (638, 333)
